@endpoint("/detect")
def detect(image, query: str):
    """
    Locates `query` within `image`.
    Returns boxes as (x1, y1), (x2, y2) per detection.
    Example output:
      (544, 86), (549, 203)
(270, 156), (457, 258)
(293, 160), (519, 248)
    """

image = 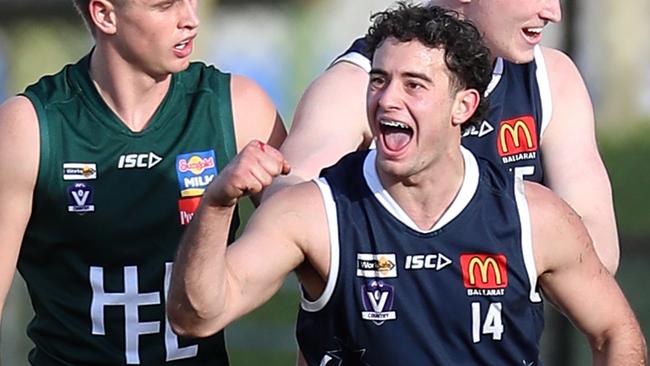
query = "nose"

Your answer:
(540, 0), (562, 23)
(375, 80), (402, 112)
(180, 0), (200, 29)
